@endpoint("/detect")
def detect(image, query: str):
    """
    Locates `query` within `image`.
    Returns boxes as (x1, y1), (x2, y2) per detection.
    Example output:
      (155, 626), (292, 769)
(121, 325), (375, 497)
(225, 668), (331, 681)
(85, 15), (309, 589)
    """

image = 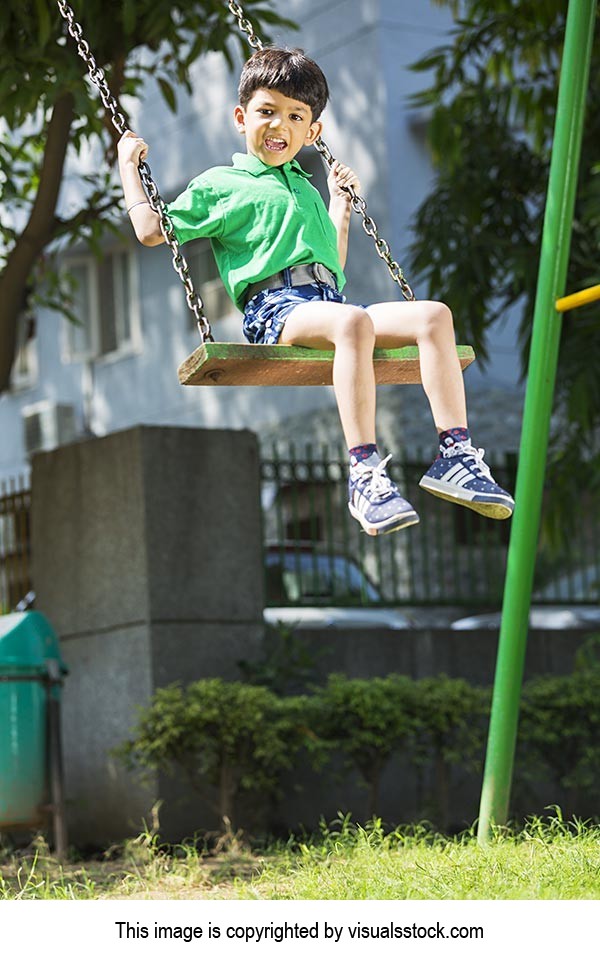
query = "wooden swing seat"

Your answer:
(178, 342), (476, 386)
